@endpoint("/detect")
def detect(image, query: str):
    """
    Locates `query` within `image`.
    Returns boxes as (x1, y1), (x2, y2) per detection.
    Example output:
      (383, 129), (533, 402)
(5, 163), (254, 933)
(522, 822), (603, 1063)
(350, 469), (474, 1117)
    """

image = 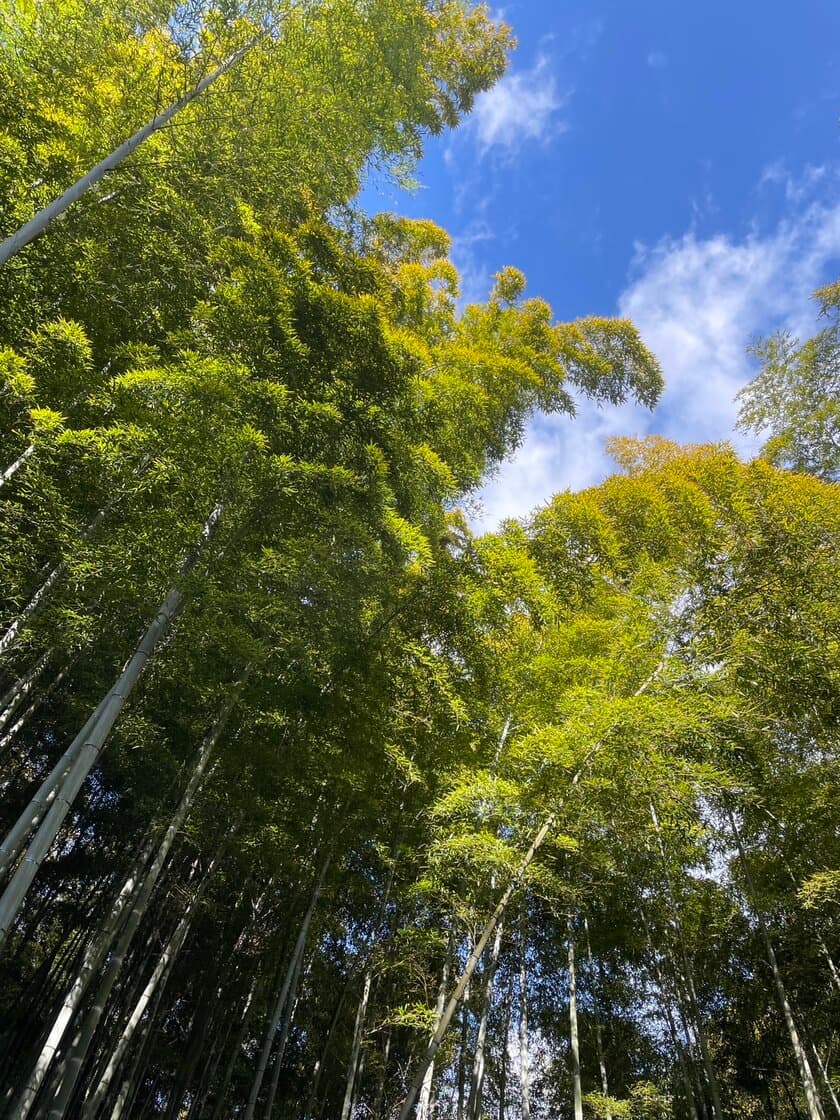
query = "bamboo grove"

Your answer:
(0, 2), (837, 1118)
